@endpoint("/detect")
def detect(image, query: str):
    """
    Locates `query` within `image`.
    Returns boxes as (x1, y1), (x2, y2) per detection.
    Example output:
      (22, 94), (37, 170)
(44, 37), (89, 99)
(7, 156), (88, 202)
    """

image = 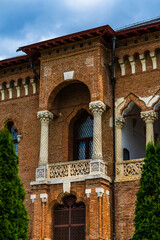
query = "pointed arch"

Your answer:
(121, 93), (146, 115)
